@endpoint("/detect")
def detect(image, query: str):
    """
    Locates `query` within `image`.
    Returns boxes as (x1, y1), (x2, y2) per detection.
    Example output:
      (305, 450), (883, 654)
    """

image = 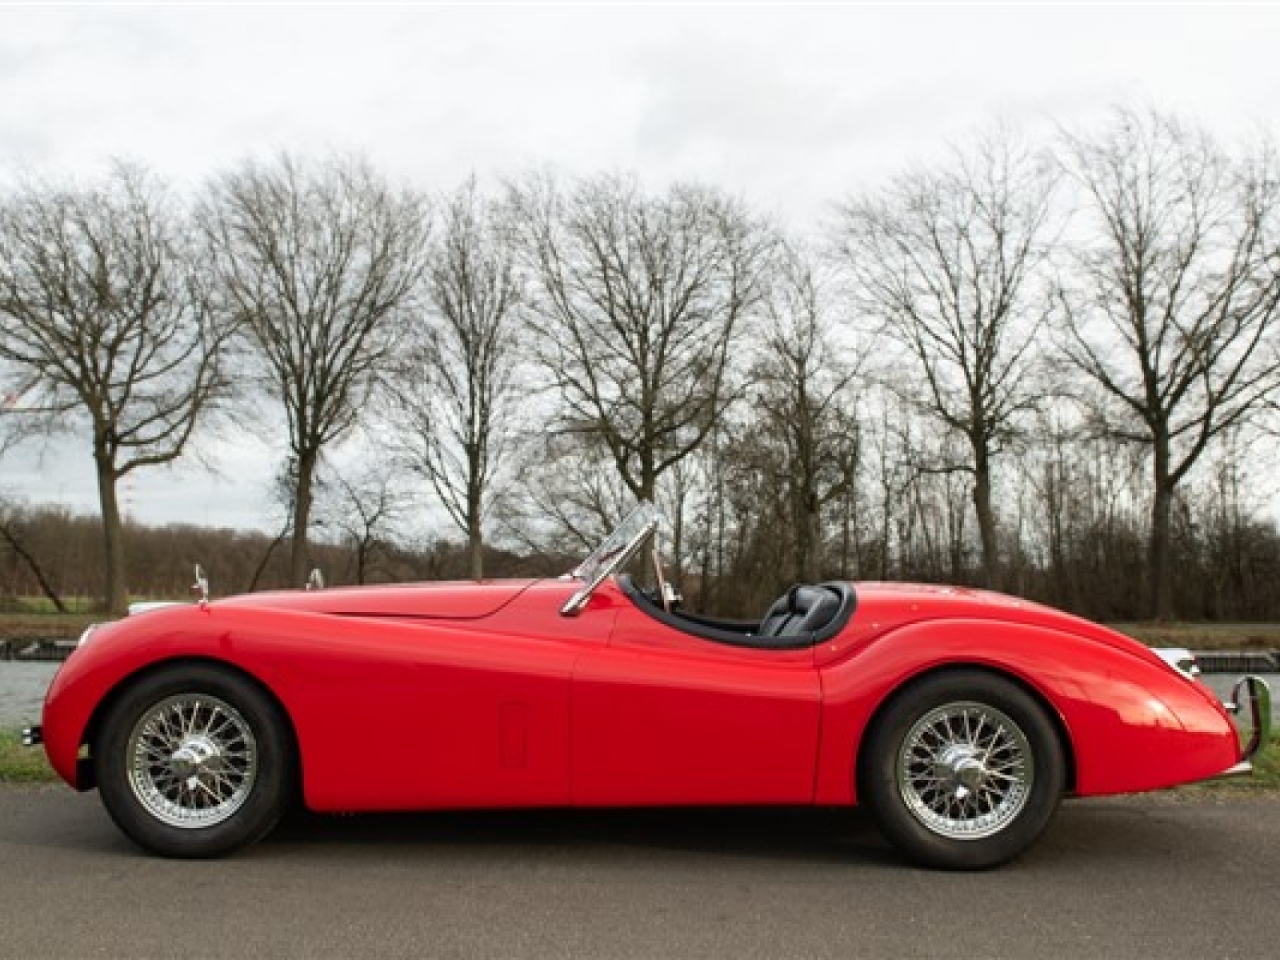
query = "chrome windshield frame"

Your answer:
(561, 502), (660, 616)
